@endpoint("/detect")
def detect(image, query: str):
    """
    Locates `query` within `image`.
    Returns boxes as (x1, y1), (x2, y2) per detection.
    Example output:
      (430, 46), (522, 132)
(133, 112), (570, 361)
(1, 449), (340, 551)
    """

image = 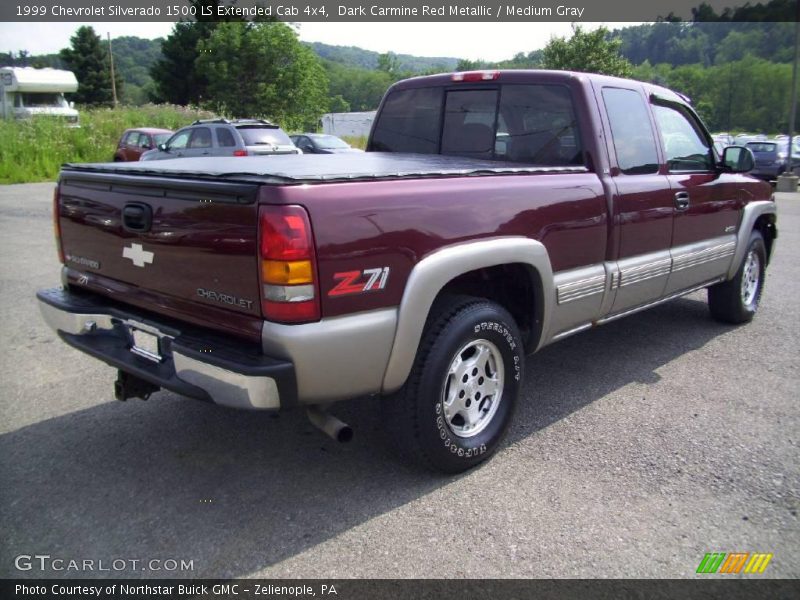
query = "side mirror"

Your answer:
(721, 146), (755, 173)
(158, 143), (168, 152)
(69, 101), (75, 109)
(141, 144), (152, 150)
